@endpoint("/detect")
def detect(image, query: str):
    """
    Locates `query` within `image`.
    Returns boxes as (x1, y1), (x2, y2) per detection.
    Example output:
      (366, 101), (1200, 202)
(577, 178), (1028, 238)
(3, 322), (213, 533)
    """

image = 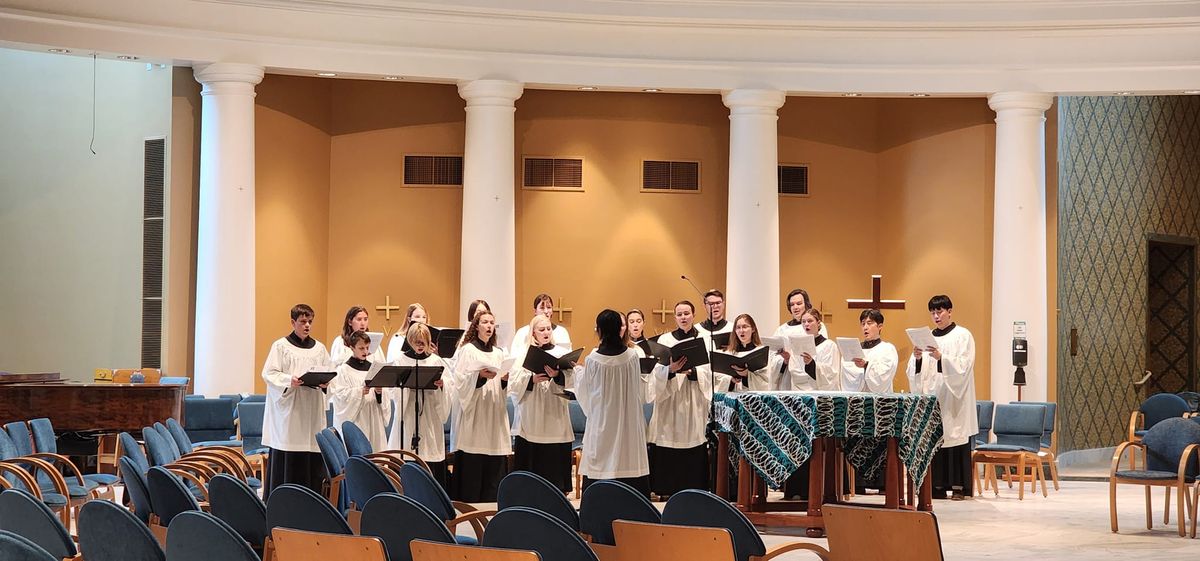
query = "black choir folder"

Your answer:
(669, 338), (710, 368)
(710, 332), (732, 350)
(400, 326), (467, 359)
(710, 346), (769, 376)
(521, 346), (585, 375)
(367, 365), (444, 389)
(299, 371), (337, 388)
